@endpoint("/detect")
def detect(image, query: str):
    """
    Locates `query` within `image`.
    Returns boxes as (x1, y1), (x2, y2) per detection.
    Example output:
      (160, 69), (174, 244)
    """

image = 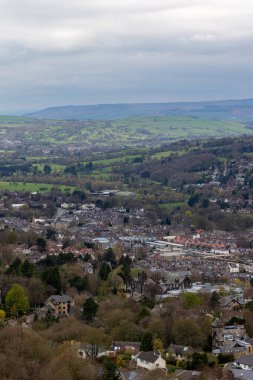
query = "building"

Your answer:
(168, 344), (193, 361)
(135, 351), (167, 371)
(212, 319), (253, 358)
(111, 341), (141, 355)
(234, 354), (253, 370)
(220, 296), (246, 309)
(228, 262), (240, 273)
(45, 294), (74, 317)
